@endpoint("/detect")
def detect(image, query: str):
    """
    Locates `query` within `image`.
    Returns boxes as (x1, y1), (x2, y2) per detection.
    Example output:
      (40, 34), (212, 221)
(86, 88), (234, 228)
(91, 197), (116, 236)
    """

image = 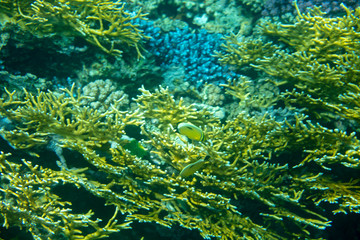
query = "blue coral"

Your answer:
(138, 20), (238, 86)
